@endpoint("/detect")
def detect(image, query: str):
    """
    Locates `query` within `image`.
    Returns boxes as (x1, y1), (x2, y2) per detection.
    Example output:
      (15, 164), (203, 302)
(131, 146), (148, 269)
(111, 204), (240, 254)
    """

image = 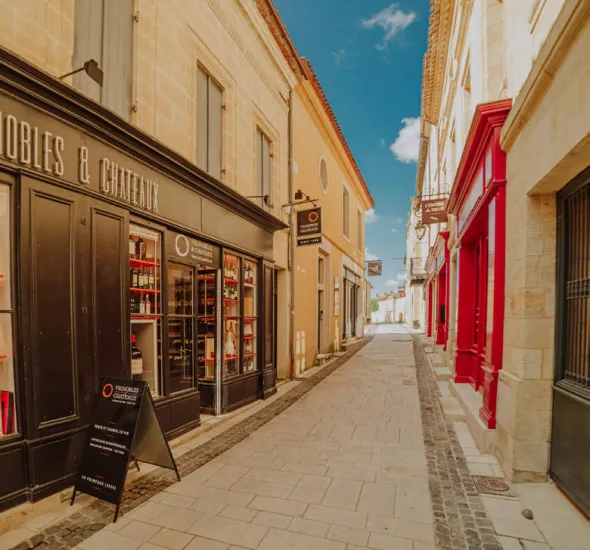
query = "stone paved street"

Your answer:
(65, 326), (502, 550)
